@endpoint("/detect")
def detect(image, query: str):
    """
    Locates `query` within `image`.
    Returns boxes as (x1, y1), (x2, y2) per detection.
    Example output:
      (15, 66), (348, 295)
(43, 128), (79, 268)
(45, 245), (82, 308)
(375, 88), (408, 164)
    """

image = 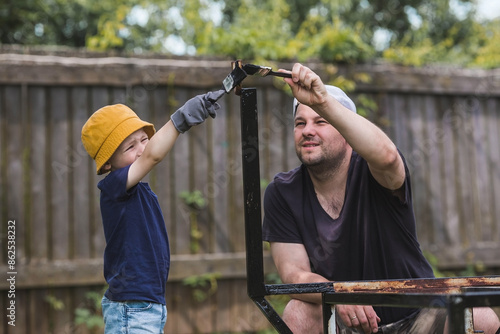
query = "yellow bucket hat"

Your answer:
(81, 104), (155, 175)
